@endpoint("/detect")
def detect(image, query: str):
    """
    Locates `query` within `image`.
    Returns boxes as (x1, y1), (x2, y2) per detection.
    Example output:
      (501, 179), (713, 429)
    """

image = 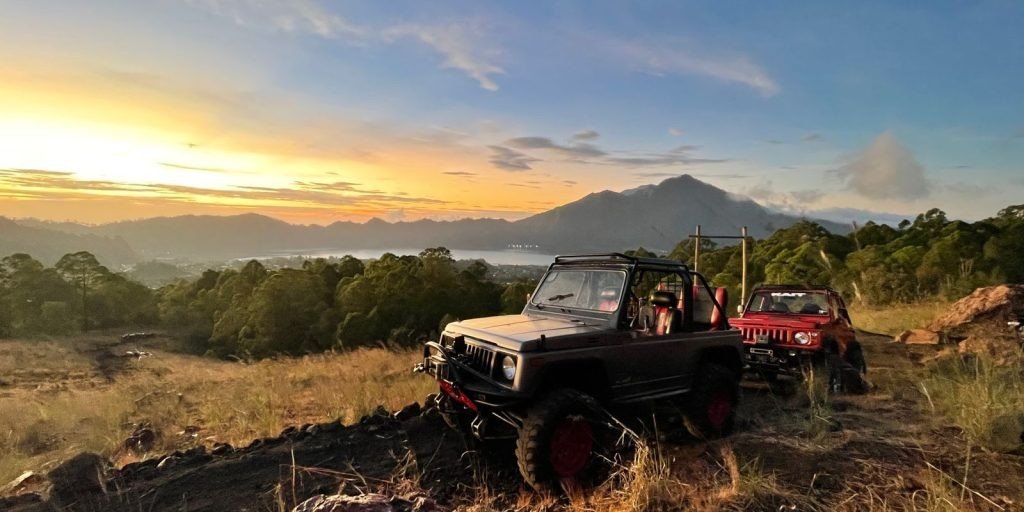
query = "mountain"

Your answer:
(0, 217), (138, 266)
(514, 175), (848, 253)
(6, 175), (850, 262)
